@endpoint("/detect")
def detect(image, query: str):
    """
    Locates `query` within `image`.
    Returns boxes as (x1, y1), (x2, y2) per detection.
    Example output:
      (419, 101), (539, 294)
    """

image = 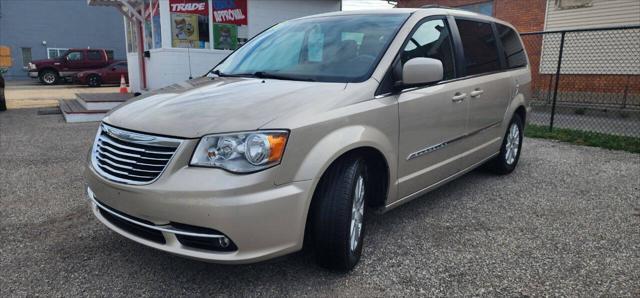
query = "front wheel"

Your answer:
(486, 113), (524, 174)
(39, 70), (59, 85)
(87, 75), (102, 87)
(311, 156), (368, 271)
